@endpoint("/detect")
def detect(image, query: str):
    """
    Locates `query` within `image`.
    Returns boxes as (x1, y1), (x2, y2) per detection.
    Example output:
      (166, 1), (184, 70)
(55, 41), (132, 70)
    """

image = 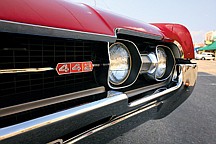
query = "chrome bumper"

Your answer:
(0, 64), (197, 144)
